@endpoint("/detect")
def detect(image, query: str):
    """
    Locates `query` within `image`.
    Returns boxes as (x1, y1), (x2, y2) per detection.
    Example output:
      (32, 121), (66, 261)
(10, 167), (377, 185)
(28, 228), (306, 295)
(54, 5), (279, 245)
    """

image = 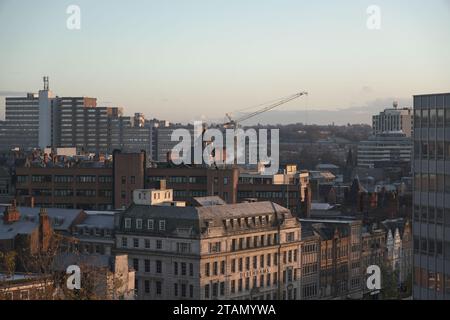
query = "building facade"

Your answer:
(412, 92), (450, 299)
(115, 197), (303, 300)
(357, 132), (412, 168)
(372, 104), (413, 137)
